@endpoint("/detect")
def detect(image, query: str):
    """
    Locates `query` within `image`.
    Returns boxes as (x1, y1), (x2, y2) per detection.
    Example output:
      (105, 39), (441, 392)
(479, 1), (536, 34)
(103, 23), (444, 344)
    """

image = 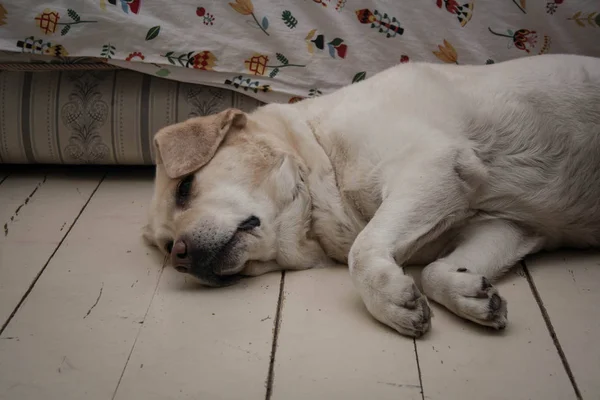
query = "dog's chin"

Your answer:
(187, 271), (243, 288)
(213, 259), (246, 276)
